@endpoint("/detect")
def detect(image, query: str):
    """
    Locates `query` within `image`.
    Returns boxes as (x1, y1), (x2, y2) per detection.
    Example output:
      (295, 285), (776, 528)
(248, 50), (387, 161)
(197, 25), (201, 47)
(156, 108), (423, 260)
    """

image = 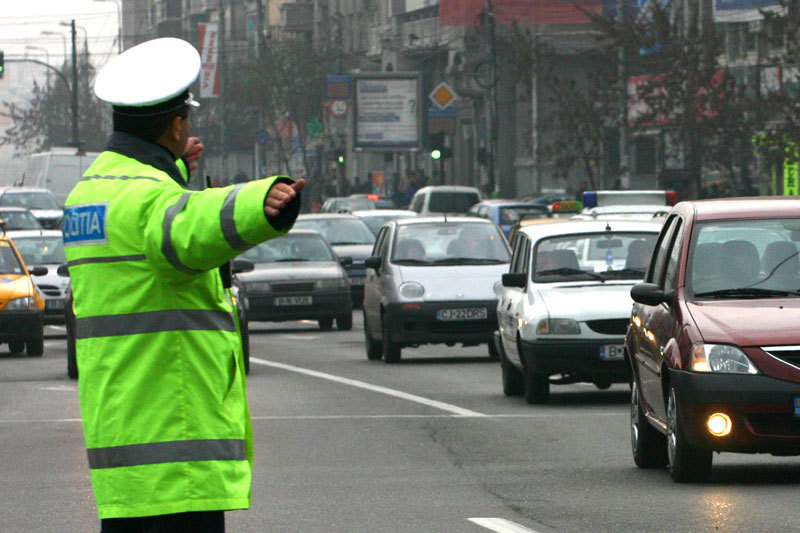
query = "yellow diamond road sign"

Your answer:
(429, 82), (457, 110)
